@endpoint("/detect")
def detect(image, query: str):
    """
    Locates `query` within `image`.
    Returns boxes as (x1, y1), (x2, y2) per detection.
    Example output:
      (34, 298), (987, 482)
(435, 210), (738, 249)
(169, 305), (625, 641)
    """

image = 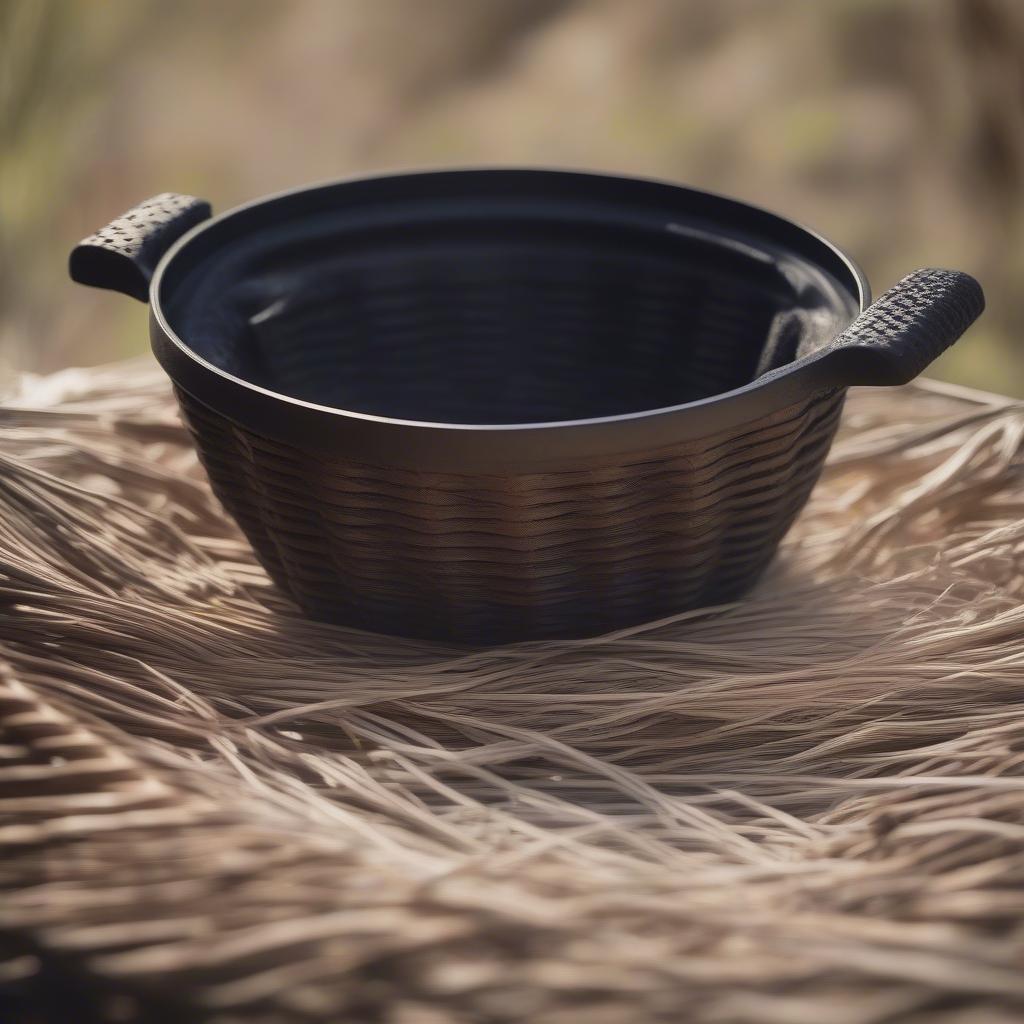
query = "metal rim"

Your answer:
(149, 168), (870, 471)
